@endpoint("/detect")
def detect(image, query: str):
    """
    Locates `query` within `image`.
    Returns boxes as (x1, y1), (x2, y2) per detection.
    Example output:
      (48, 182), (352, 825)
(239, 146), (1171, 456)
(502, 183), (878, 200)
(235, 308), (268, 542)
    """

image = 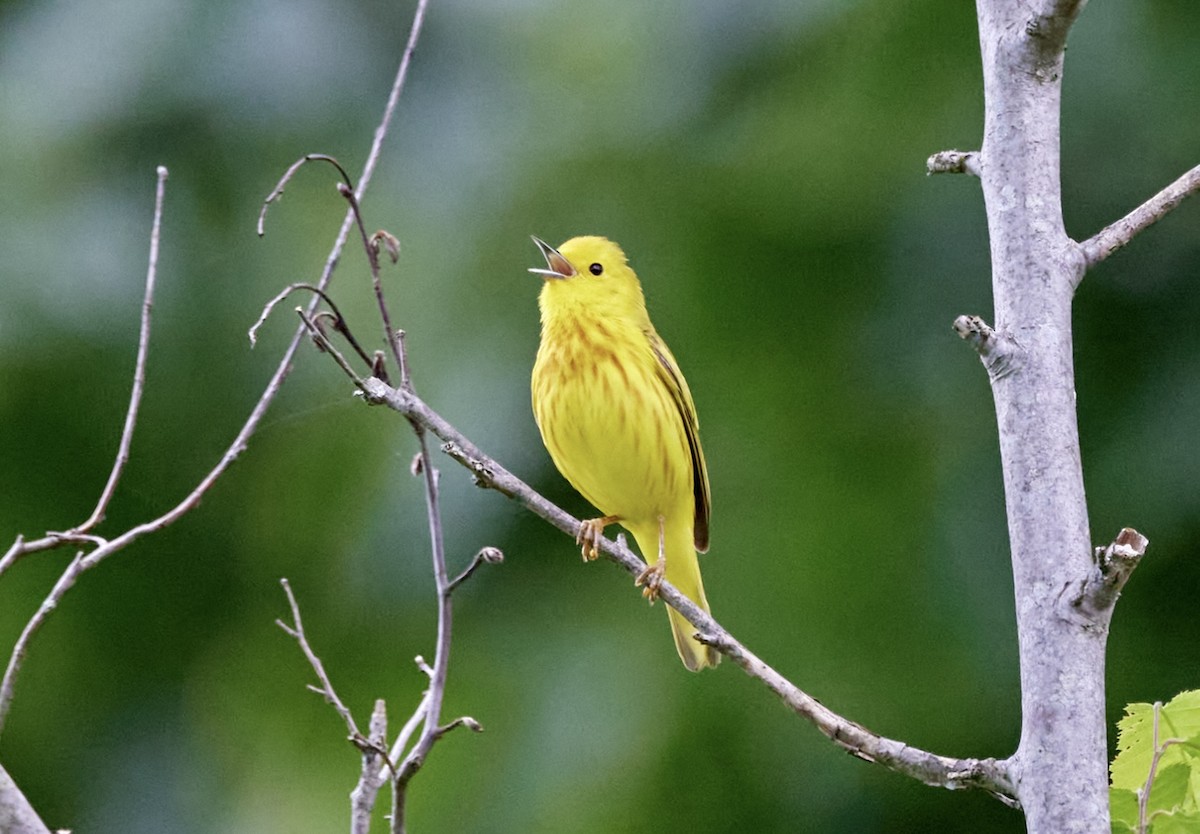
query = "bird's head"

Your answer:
(530, 235), (648, 323)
